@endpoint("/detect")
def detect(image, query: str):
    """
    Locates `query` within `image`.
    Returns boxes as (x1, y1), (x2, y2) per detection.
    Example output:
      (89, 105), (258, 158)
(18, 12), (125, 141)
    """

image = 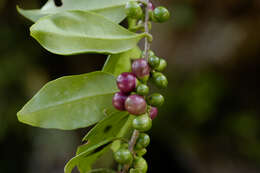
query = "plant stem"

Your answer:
(143, 0), (151, 60)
